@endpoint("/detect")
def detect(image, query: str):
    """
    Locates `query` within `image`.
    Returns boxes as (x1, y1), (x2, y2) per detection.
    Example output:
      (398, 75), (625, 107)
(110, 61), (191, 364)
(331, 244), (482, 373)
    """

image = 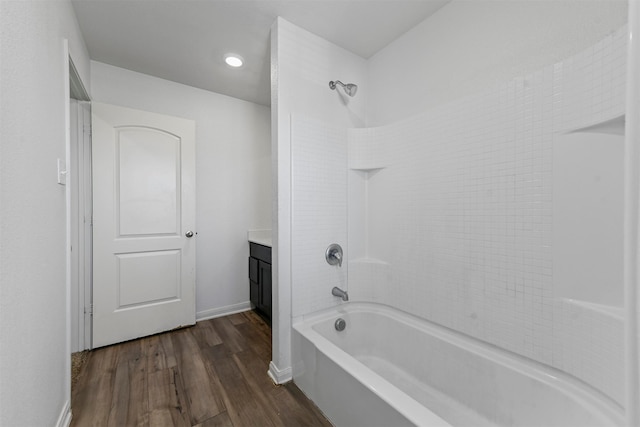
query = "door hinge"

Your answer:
(86, 304), (93, 316)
